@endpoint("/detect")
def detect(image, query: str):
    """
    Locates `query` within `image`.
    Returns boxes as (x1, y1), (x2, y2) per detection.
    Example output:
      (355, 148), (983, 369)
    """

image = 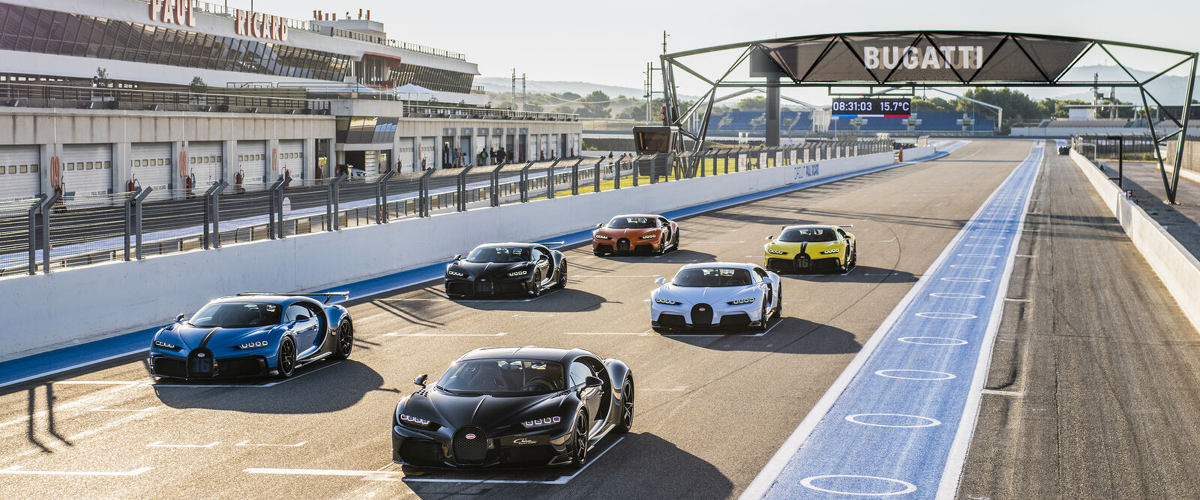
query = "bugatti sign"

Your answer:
(861, 46), (983, 70)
